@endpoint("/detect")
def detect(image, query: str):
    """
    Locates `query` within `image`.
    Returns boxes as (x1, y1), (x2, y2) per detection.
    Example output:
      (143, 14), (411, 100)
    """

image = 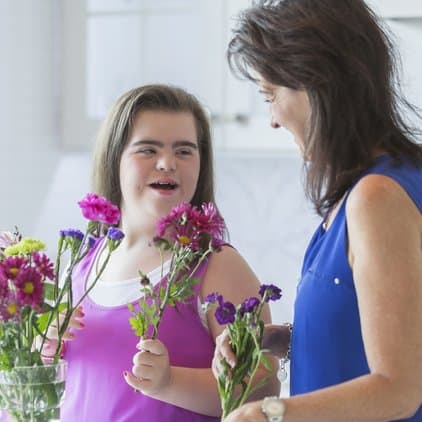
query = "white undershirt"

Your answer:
(88, 259), (172, 306)
(87, 258), (209, 330)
